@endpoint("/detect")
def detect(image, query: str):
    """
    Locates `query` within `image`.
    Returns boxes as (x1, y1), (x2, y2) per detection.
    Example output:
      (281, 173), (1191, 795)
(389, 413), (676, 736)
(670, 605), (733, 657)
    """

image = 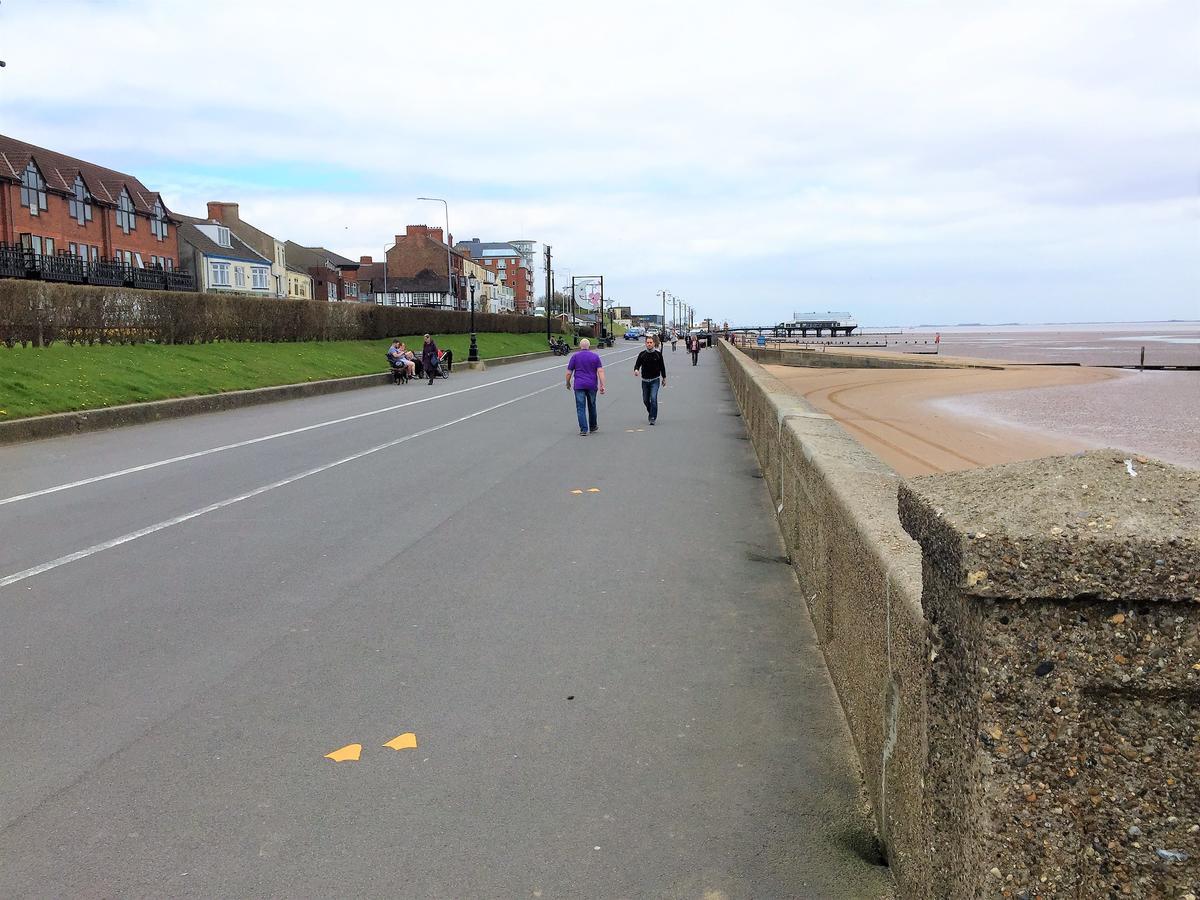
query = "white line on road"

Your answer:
(0, 381), (562, 590)
(0, 348), (639, 509)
